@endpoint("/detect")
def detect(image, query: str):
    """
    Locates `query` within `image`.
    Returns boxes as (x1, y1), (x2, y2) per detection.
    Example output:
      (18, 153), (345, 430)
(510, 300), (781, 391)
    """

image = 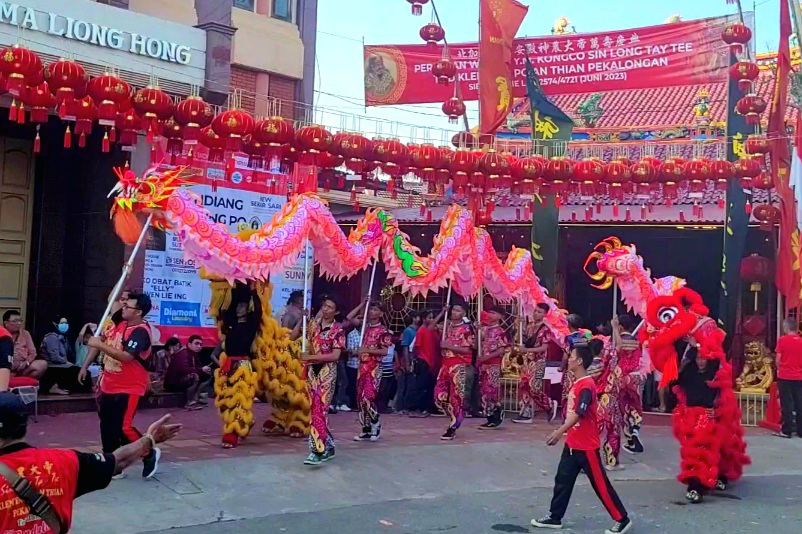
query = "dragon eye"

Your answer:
(657, 306), (678, 324)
